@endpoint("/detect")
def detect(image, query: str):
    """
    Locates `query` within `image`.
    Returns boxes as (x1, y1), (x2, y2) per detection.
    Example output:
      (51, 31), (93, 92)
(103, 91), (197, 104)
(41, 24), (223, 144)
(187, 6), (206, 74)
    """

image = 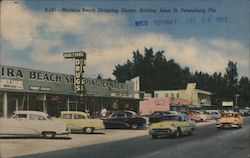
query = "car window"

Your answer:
(224, 113), (237, 117)
(183, 116), (189, 121)
(62, 114), (73, 119)
(111, 113), (125, 118)
(117, 113), (125, 118)
(29, 114), (47, 120)
(12, 114), (27, 120)
(152, 112), (160, 116)
(74, 114), (85, 119)
(126, 113), (135, 118)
